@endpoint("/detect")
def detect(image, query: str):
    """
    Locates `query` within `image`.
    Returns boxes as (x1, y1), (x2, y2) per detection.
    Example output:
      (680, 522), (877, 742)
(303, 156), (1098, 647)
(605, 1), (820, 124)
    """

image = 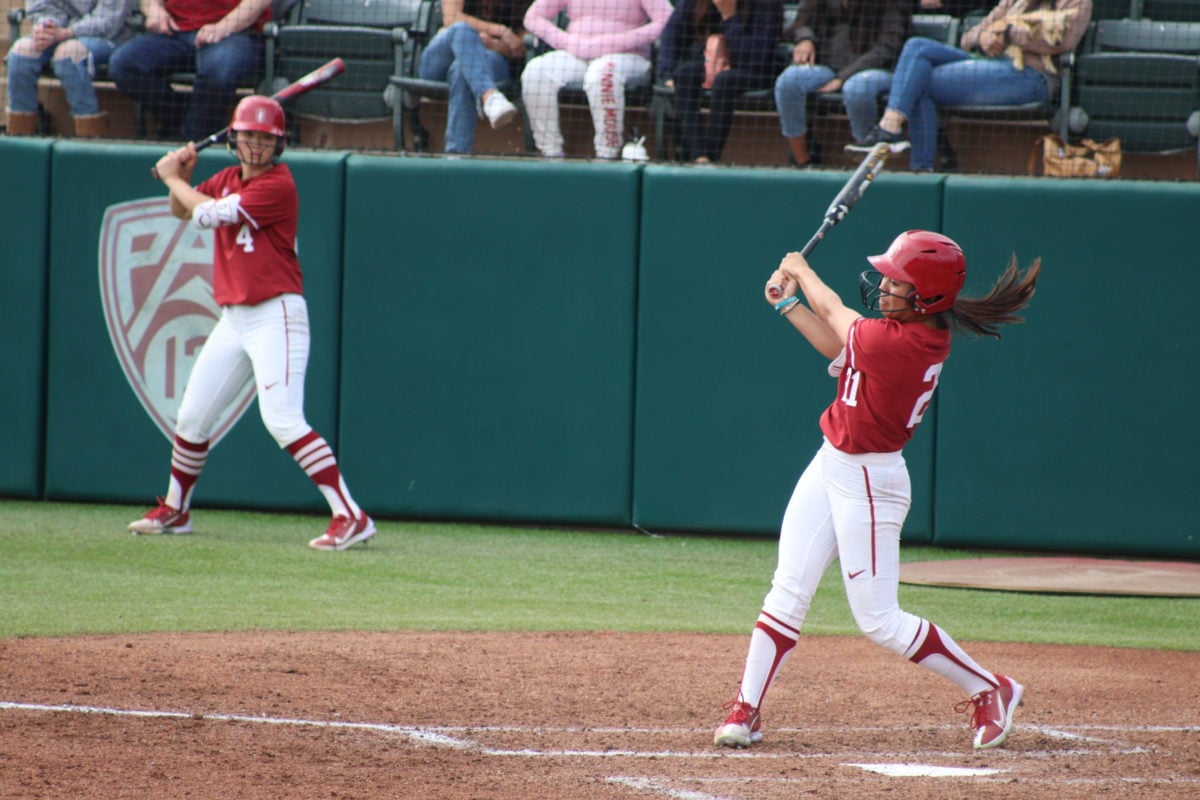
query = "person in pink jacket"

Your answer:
(522, 0), (672, 158)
